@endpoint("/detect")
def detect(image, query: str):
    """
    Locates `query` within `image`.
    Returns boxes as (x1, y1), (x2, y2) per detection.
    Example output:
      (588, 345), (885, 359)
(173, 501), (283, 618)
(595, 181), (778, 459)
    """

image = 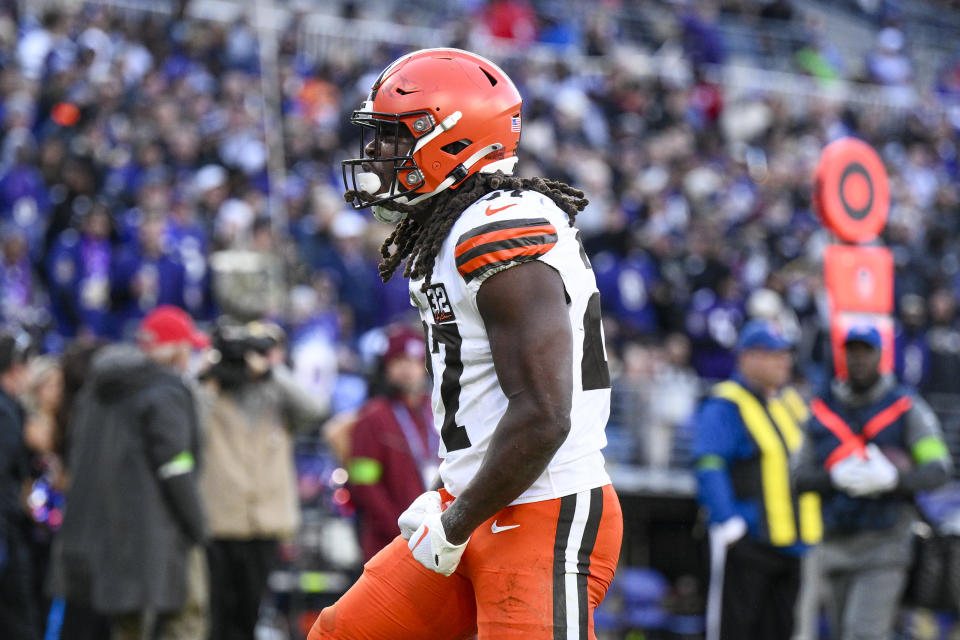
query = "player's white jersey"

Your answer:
(410, 189), (612, 504)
